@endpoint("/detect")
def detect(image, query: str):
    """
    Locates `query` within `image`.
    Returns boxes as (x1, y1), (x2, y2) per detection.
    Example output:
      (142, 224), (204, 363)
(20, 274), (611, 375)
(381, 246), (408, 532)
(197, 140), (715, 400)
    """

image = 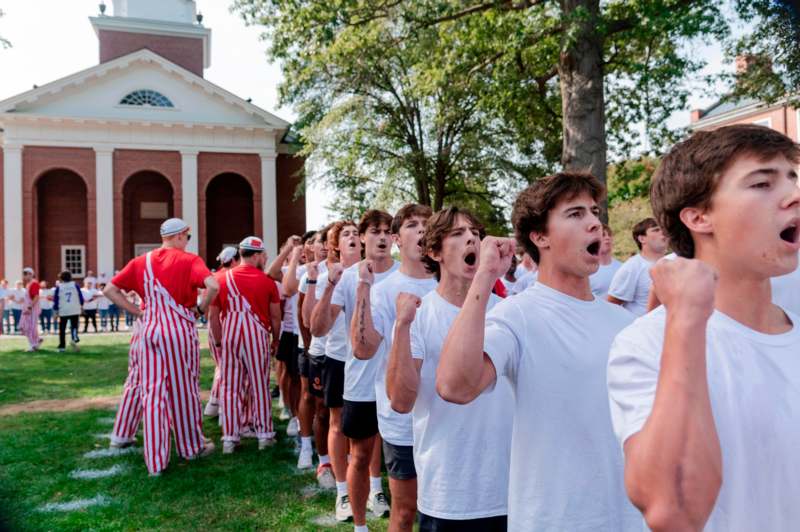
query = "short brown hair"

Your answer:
(602, 224), (613, 237)
(422, 207), (485, 280)
(511, 172), (605, 263)
(391, 204), (433, 234)
(632, 218), (658, 250)
(358, 209), (393, 235)
(329, 220), (357, 260)
(651, 124), (800, 257)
